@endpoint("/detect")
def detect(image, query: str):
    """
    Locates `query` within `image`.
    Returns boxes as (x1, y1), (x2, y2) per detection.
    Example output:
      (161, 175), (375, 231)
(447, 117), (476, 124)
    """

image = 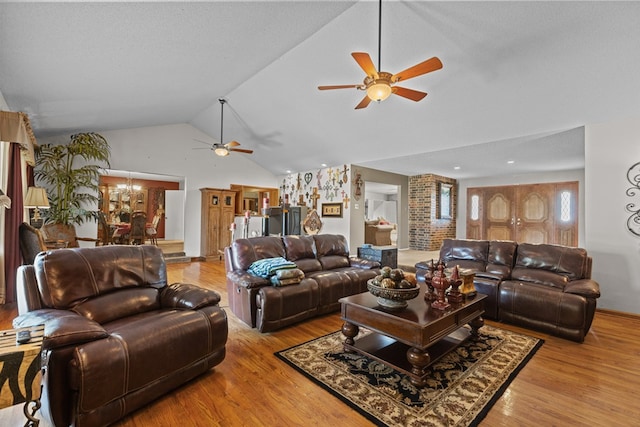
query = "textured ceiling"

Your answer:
(2, 1), (640, 179)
